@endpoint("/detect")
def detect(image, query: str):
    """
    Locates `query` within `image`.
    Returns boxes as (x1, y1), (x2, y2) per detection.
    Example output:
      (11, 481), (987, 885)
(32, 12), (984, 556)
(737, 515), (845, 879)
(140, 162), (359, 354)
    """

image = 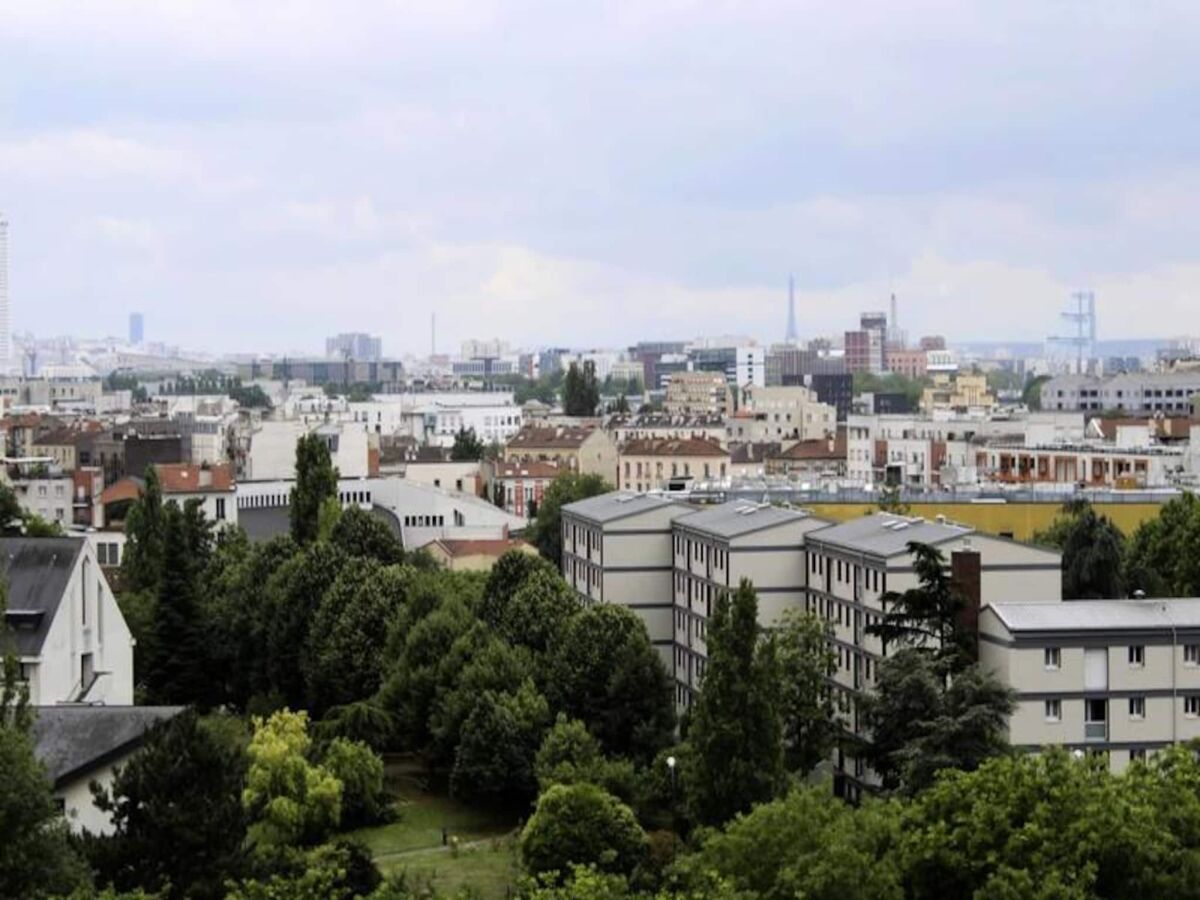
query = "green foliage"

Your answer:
(529, 472), (612, 564)
(315, 699), (397, 751)
(317, 496), (343, 542)
(226, 841), (379, 900)
(144, 500), (213, 706)
(549, 605), (675, 764)
(330, 505), (405, 564)
(1023, 373), (1051, 410)
(1031, 497), (1092, 550)
(852, 371), (928, 409)
(451, 679), (551, 804)
(242, 710), (343, 849)
(450, 427), (486, 461)
(306, 559), (406, 713)
(229, 380), (273, 409)
(0, 481), (23, 533)
(498, 567), (580, 654)
(1124, 493), (1200, 597)
(84, 710), (247, 900)
(679, 784), (903, 900)
(520, 783), (648, 881)
(1061, 507), (1126, 599)
(535, 715), (638, 804)
(774, 609), (838, 775)
(290, 433), (340, 545)
(562, 362), (601, 416)
(862, 649), (1014, 794)
(320, 738), (389, 829)
(683, 580), (785, 827)
(867, 541), (973, 664)
(480, 550), (557, 628)
(876, 484), (910, 514)
(120, 466), (165, 594)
